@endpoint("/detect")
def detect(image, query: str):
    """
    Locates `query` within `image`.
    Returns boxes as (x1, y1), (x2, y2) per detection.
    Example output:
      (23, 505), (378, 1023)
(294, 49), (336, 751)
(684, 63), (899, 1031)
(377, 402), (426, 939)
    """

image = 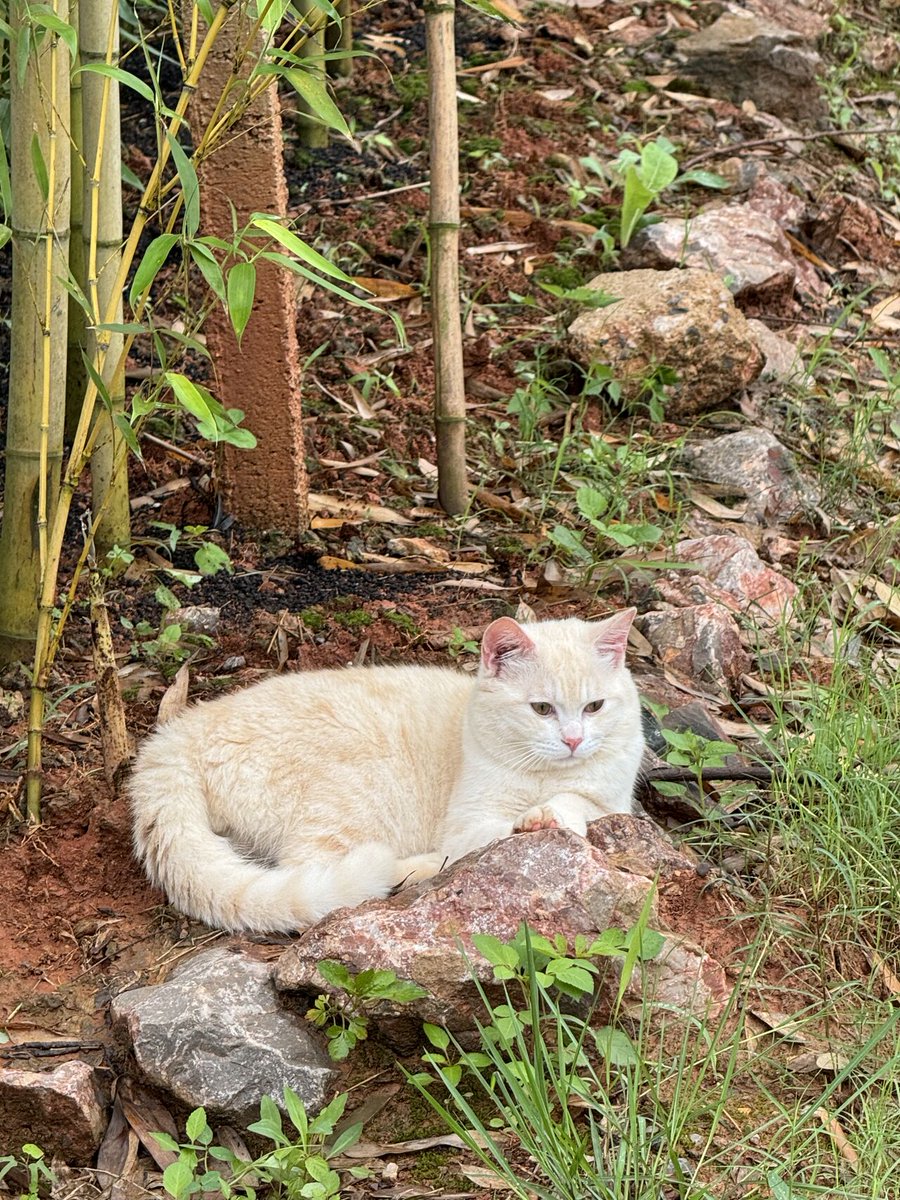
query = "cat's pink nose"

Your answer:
(563, 733), (583, 751)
